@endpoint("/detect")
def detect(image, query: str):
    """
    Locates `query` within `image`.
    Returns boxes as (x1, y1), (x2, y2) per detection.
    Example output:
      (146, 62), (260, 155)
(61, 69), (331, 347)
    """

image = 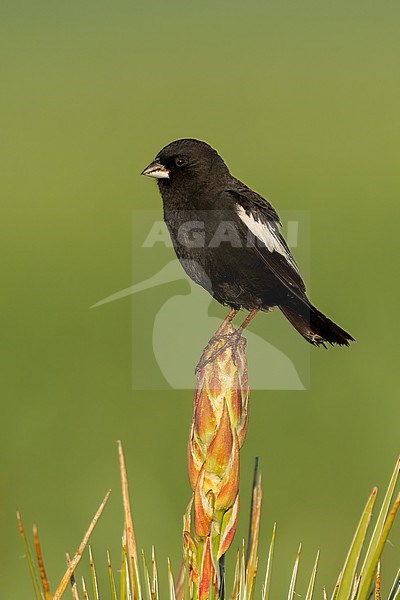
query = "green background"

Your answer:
(1, 1), (400, 597)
